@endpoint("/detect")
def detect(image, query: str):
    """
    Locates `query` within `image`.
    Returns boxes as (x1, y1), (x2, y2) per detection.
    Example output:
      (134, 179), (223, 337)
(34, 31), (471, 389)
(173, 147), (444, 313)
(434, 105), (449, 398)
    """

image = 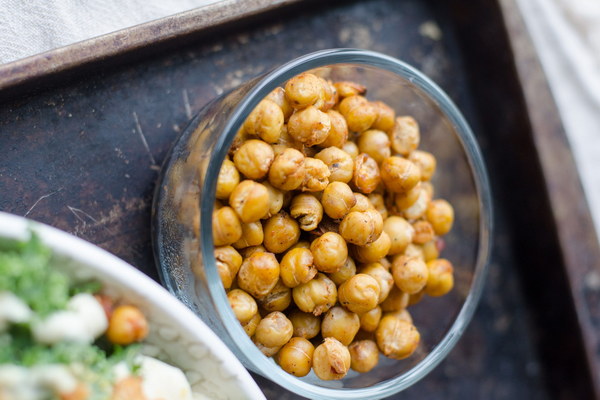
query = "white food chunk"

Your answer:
(0, 291), (32, 330)
(138, 356), (193, 400)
